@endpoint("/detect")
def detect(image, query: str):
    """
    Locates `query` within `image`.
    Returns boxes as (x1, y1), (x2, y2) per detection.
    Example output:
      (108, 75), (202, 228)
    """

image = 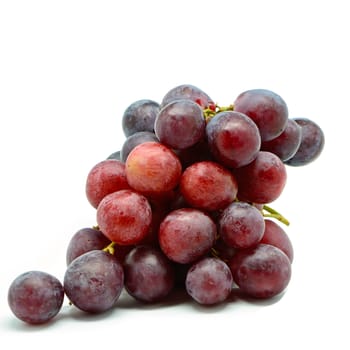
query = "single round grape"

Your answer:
(180, 161), (238, 211)
(229, 244), (291, 299)
(260, 219), (294, 262)
(261, 118), (302, 161)
(185, 257), (233, 305)
(124, 245), (175, 302)
(96, 189), (152, 245)
(66, 227), (111, 265)
(234, 89), (289, 141)
(125, 142), (182, 197)
(8, 271), (64, 324)
(158, 208), (216, 264)
(120, 131), (159, 163)
(206, 111), (261, 168)
(161, 84), (215, 110)
(285, 118), (325, 166)
(234, 151), (287, 204)
(122, 99), (160, 137)
(219, 202), (265, 249)
(155, 99), (206, 150)
(64, 250), (124, 313)
(85, 159), (130, 208)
